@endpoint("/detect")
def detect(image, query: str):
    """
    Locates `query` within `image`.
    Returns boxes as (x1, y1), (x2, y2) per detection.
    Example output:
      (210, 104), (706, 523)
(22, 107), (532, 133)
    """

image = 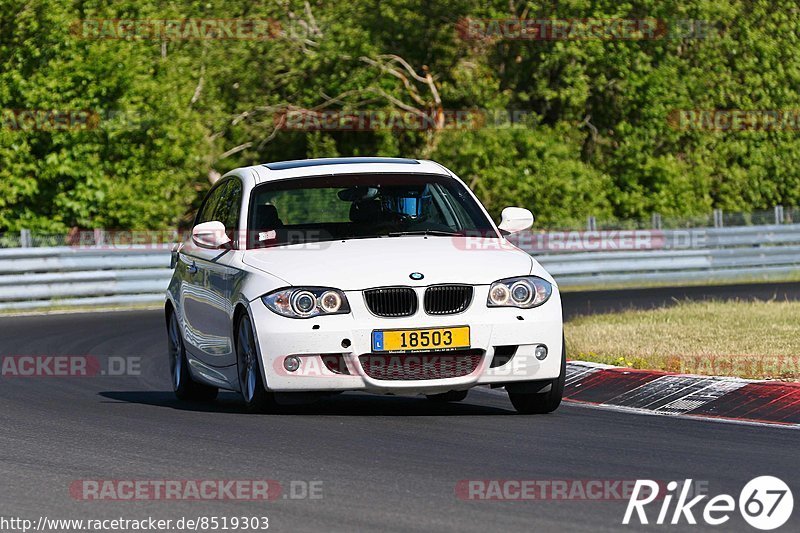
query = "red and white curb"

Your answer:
(563, 361), (800, 427)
